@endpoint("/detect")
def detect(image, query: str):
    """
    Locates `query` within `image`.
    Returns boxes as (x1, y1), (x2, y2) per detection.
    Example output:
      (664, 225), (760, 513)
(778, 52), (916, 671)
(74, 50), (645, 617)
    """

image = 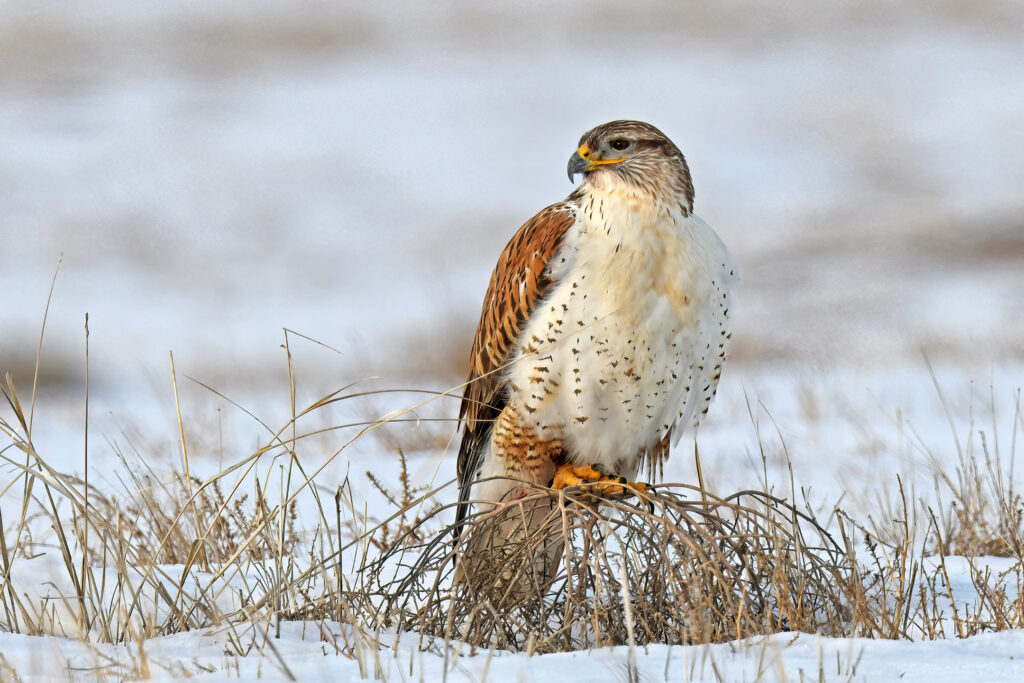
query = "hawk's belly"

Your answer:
(505, 212), (725, 474)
